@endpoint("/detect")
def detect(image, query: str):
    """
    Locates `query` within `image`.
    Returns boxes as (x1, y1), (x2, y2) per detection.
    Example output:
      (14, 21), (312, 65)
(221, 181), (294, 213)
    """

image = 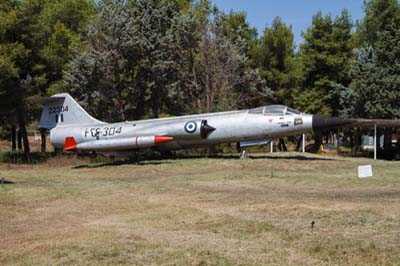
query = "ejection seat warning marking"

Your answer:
(358, 165), (373, 178)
